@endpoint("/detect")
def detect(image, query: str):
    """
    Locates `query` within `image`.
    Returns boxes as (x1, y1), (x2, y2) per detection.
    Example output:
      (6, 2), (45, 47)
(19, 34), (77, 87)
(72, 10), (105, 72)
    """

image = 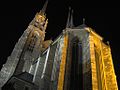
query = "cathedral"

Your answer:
(0, 1), (118, 90)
